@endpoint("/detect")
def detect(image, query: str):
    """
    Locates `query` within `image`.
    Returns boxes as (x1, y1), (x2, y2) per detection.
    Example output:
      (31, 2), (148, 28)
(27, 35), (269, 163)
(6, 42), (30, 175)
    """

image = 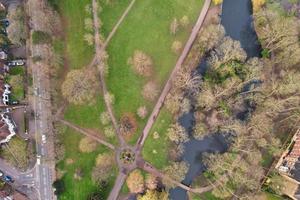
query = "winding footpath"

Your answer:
(91, 0), (213, 199)
(136, 0), (212, 149)
(92, 0), (126, 147)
